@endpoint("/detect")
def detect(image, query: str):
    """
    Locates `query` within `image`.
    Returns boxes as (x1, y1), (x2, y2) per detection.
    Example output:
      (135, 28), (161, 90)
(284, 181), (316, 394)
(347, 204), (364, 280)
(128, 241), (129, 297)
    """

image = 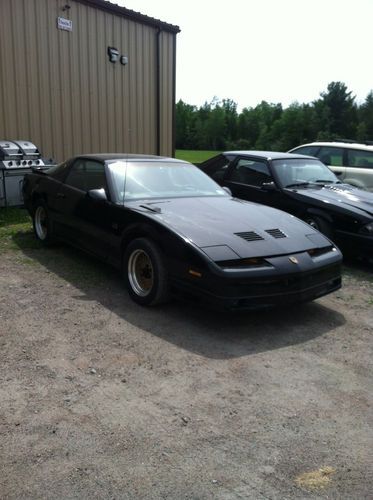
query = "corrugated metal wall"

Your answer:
(0, 0), (177, 161)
